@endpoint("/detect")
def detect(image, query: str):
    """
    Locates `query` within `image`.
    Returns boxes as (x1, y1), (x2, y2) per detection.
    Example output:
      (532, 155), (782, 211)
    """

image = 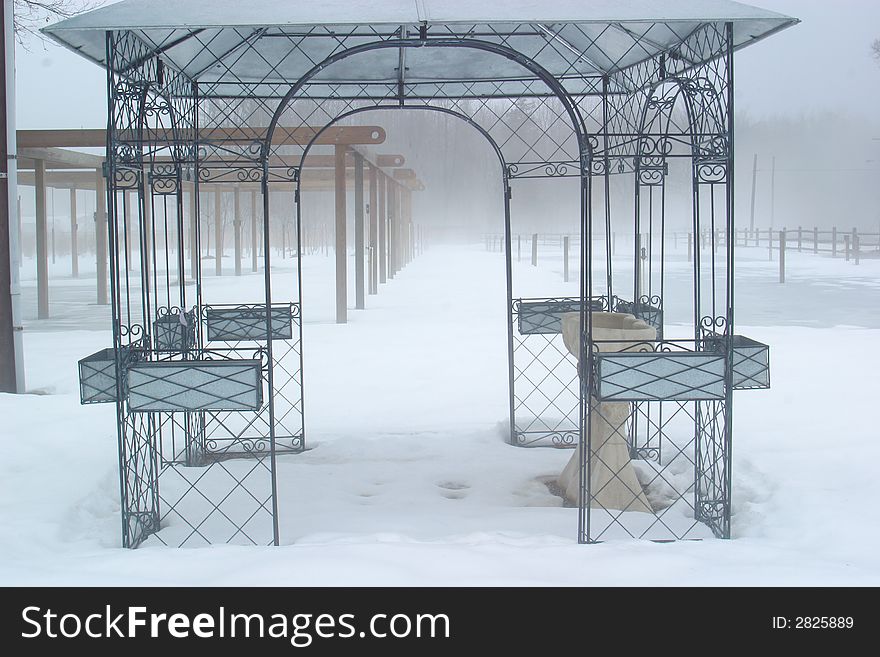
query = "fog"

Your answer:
(12, 1), (880, 242)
